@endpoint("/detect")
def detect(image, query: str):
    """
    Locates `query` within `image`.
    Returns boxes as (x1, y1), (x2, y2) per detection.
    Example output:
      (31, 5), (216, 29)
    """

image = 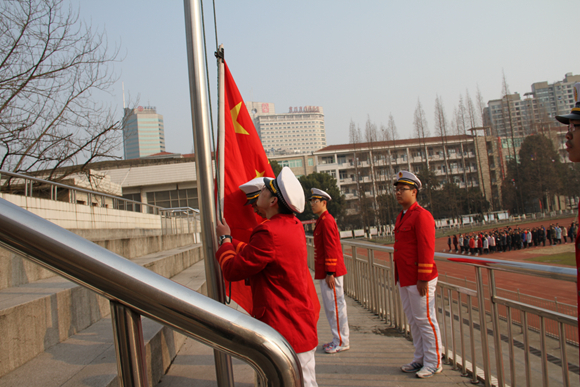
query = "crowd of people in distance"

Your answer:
(446, 222), (577, 255)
